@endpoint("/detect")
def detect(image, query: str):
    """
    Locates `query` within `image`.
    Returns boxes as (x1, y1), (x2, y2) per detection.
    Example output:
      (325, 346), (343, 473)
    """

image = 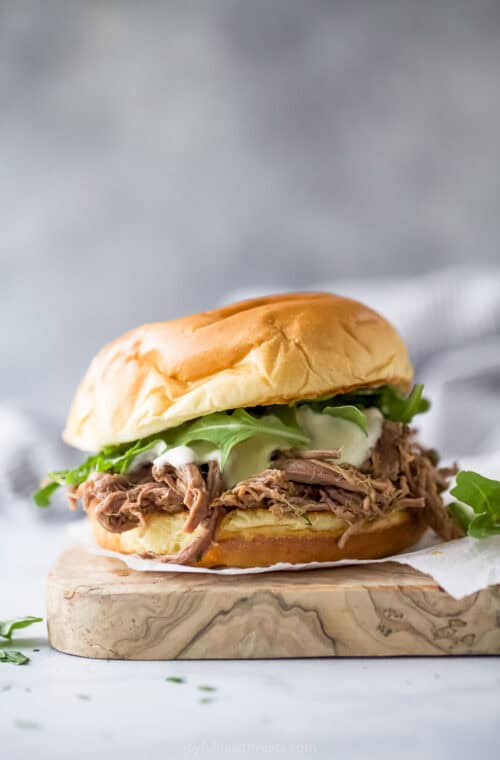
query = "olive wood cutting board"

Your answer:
(46, 546), (500, 658)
